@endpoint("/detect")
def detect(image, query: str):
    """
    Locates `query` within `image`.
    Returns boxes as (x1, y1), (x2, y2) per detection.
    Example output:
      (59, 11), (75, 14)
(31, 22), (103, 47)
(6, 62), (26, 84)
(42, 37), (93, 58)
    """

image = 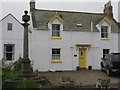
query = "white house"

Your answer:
(29, 1), (119, 71)
(0, 13), (23, 64)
